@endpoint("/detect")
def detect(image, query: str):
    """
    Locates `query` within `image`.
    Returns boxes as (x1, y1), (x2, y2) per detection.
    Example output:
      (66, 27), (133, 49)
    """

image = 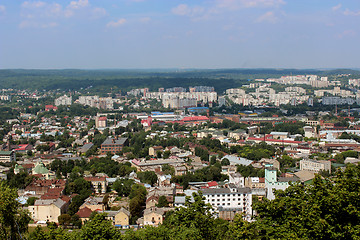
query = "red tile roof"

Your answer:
(84, 176), (107, 182)
(76, 207), (93, 218)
